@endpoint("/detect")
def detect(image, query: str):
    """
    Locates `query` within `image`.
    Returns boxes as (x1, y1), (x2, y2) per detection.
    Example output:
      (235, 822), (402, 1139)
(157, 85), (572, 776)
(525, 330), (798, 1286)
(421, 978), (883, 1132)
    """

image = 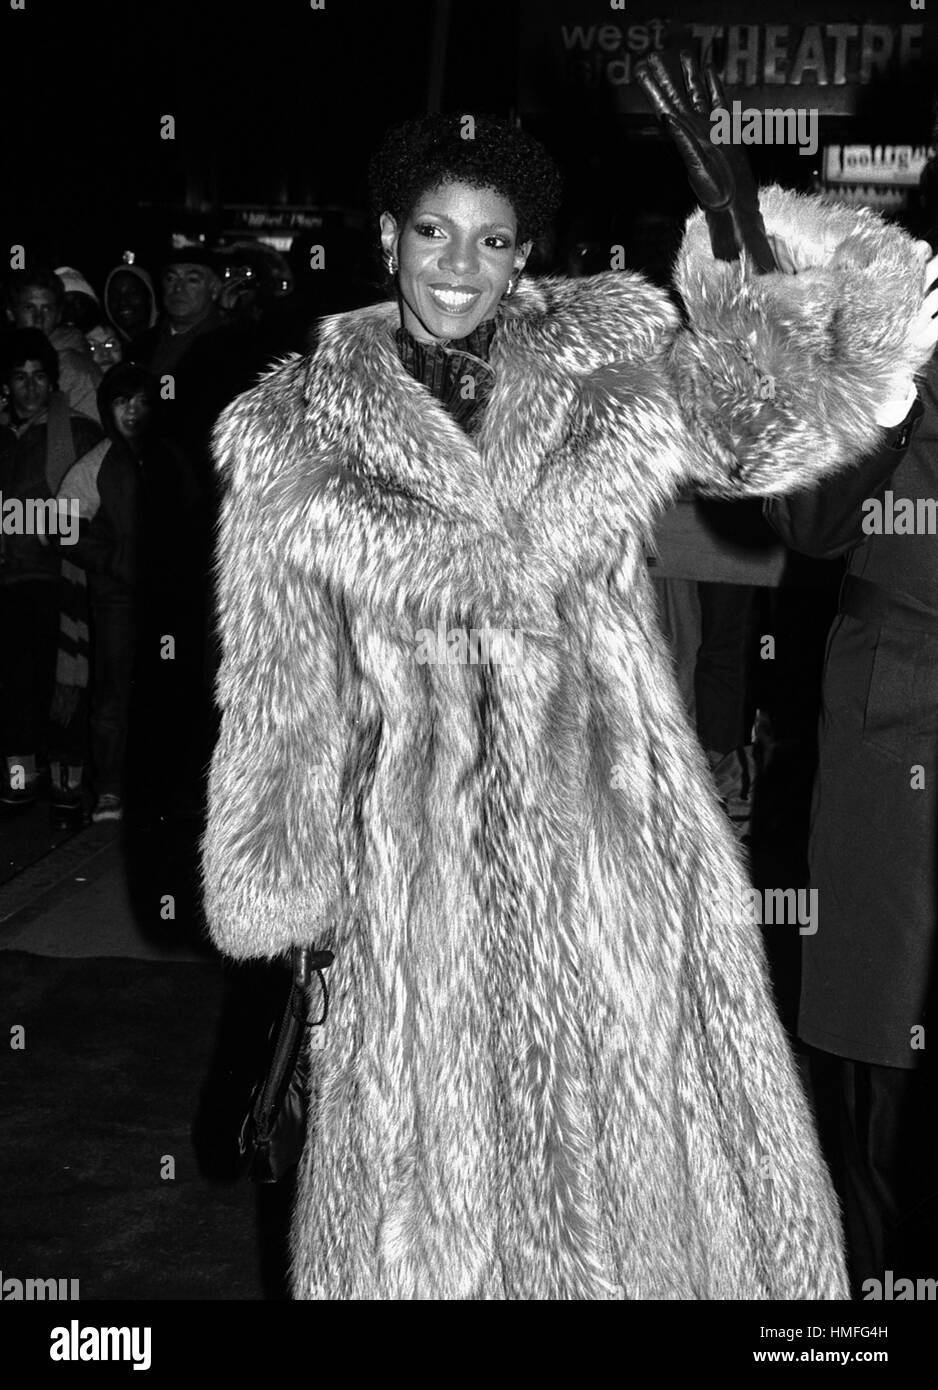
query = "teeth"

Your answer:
(431, 288), (477, 309)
